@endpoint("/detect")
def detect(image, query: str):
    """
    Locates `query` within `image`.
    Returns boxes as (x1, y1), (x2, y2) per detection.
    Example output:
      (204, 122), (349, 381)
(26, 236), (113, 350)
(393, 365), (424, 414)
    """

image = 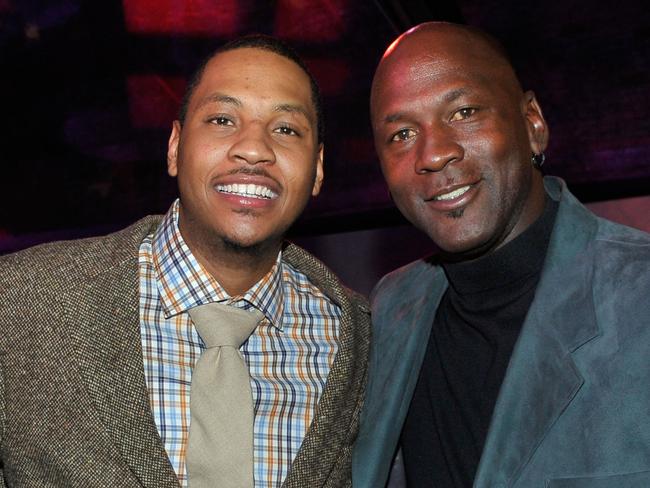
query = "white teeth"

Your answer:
(434, 185), (471, 201)
(216, 183), (277, 199)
